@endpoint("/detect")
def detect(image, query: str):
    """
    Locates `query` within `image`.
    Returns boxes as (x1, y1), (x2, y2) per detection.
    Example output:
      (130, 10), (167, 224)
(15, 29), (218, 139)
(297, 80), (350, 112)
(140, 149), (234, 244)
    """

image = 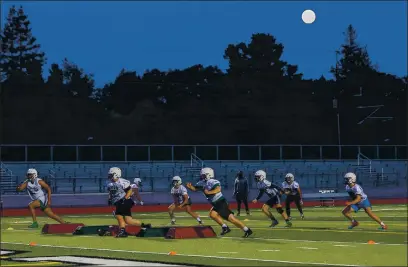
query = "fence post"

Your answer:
(237, 146), (241, 161)
(258, 146), (262, 160)
(76, 146), (79, 161)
